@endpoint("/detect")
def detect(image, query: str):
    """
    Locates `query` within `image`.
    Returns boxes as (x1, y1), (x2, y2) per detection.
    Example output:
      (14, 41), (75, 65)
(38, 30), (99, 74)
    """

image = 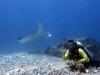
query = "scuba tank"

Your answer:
(74, 40), (93, 61)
